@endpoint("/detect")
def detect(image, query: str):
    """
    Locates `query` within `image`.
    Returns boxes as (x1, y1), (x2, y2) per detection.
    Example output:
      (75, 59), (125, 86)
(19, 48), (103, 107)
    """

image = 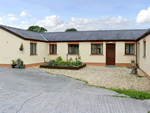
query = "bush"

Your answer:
(68, 58), (73, 62)
(72, 61), (76, 66)
(49, 60), (56, 63)
(56, 56), (63, 62)
(11, 60), (16, 64)
(21, 61), (23, 65)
